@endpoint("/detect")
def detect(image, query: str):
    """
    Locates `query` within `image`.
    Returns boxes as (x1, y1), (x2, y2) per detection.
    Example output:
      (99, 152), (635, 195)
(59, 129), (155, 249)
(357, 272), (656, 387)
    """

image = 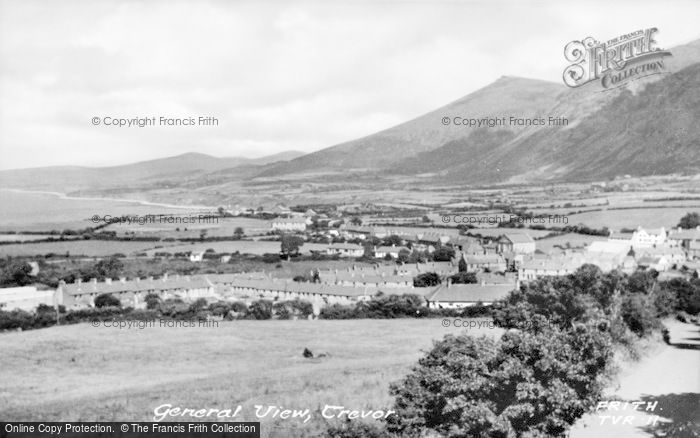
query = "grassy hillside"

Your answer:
(0, 319), (503, 437)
